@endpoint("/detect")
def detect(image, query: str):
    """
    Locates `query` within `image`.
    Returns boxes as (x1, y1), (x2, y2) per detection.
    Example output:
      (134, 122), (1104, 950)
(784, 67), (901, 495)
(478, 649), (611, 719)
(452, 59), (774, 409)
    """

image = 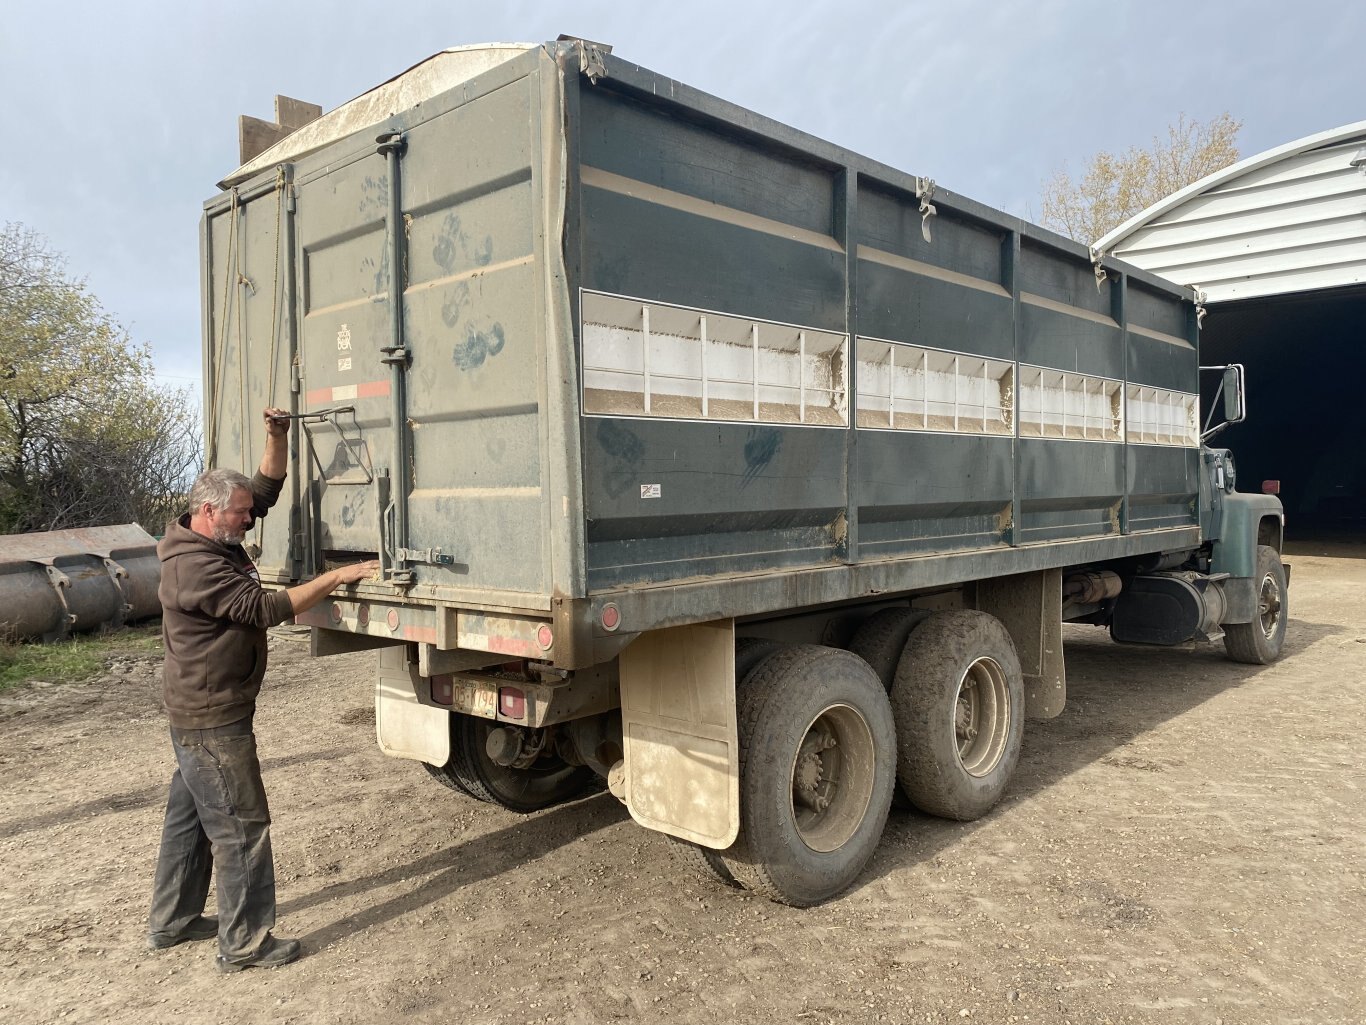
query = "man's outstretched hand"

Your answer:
(264, 407), (291, 438)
